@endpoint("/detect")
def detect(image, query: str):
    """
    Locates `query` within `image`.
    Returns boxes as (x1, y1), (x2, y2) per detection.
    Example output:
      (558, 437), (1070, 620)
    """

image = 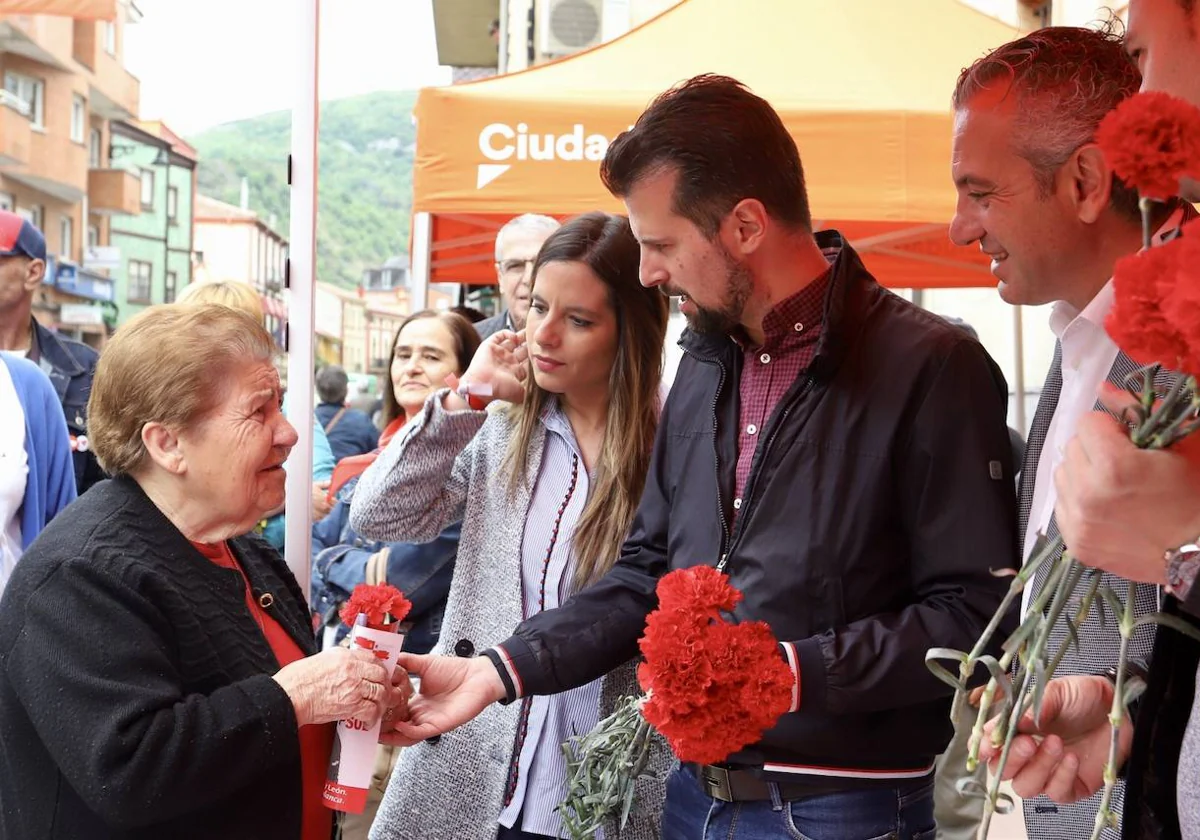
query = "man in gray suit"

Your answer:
(942, 24), (1190, 840)
(474, 214), (560, 340)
